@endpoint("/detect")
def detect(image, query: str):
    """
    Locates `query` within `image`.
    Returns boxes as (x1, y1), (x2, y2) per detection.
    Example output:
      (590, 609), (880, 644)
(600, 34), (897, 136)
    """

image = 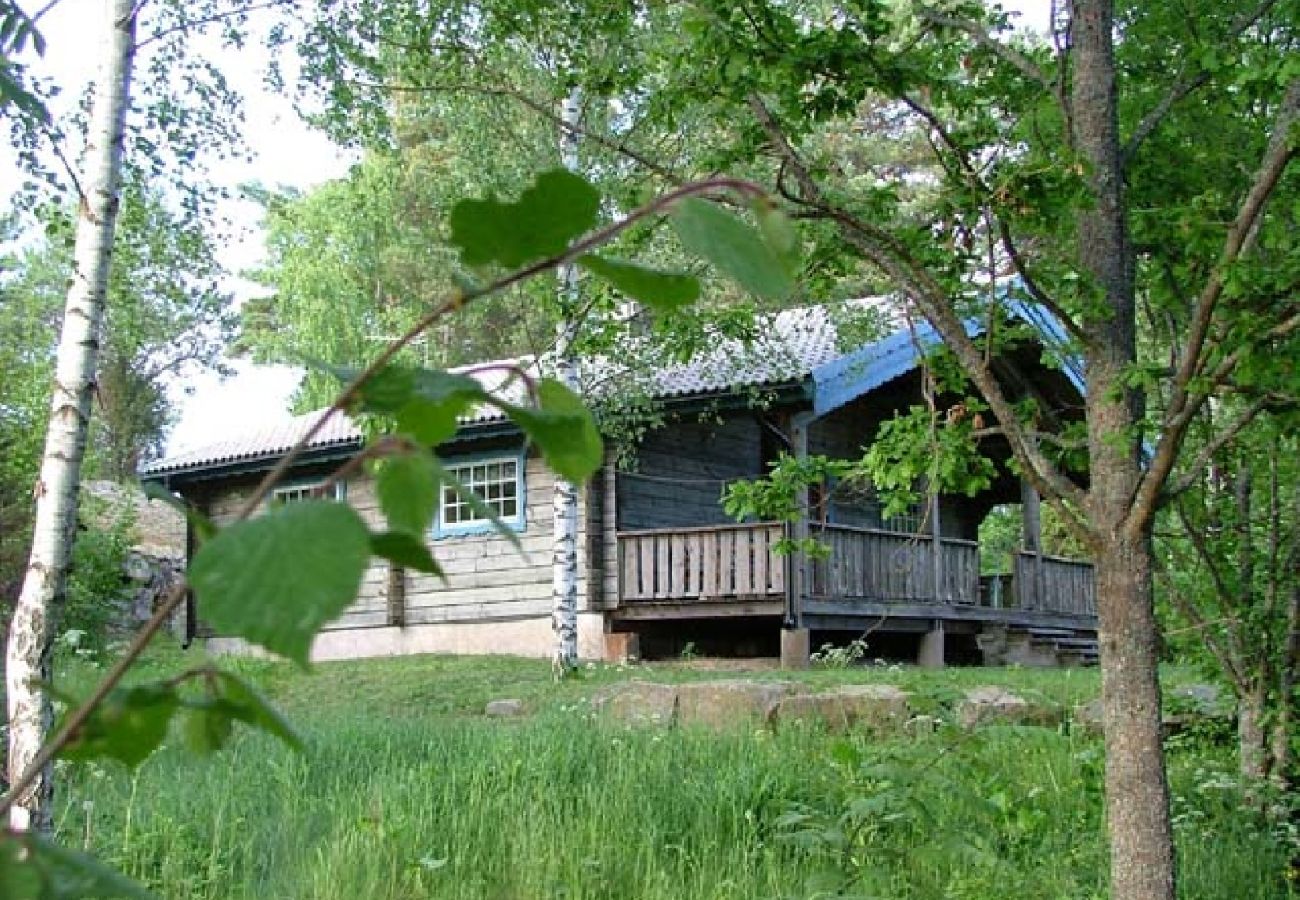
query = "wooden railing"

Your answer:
(615, 522), (1094, 618)
(618, 522), (785, 602)
(808, 525), (980, 605)
(1013, 551), (1096, 616)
